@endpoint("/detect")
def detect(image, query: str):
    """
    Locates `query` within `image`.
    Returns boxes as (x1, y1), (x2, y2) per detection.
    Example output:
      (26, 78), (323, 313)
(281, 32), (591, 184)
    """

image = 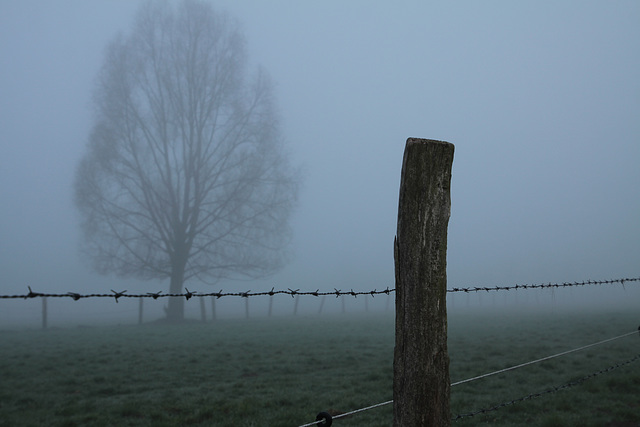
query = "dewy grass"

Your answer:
(0, 309), (638, 426)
